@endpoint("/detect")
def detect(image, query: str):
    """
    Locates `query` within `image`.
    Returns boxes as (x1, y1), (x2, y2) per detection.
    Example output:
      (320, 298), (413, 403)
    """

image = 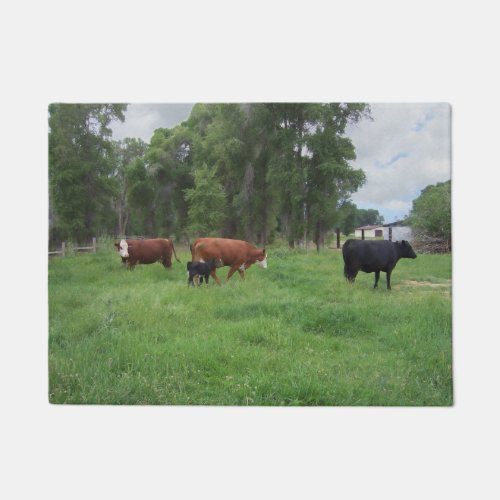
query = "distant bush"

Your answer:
(409, 180), (451, 252)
